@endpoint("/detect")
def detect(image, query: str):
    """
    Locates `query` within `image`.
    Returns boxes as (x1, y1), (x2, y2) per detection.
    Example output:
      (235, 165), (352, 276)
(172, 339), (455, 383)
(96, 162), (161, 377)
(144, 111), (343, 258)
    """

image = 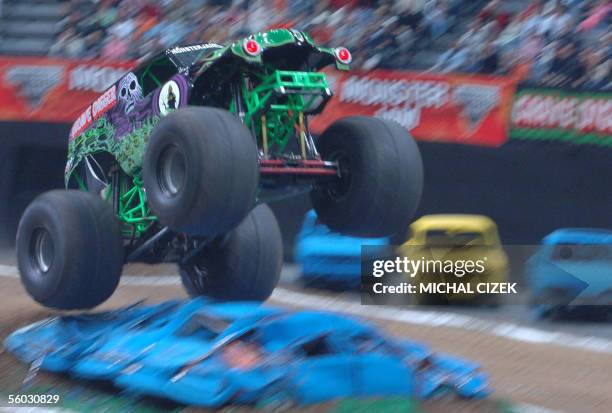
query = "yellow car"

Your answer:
(398, 214), (508, 305)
